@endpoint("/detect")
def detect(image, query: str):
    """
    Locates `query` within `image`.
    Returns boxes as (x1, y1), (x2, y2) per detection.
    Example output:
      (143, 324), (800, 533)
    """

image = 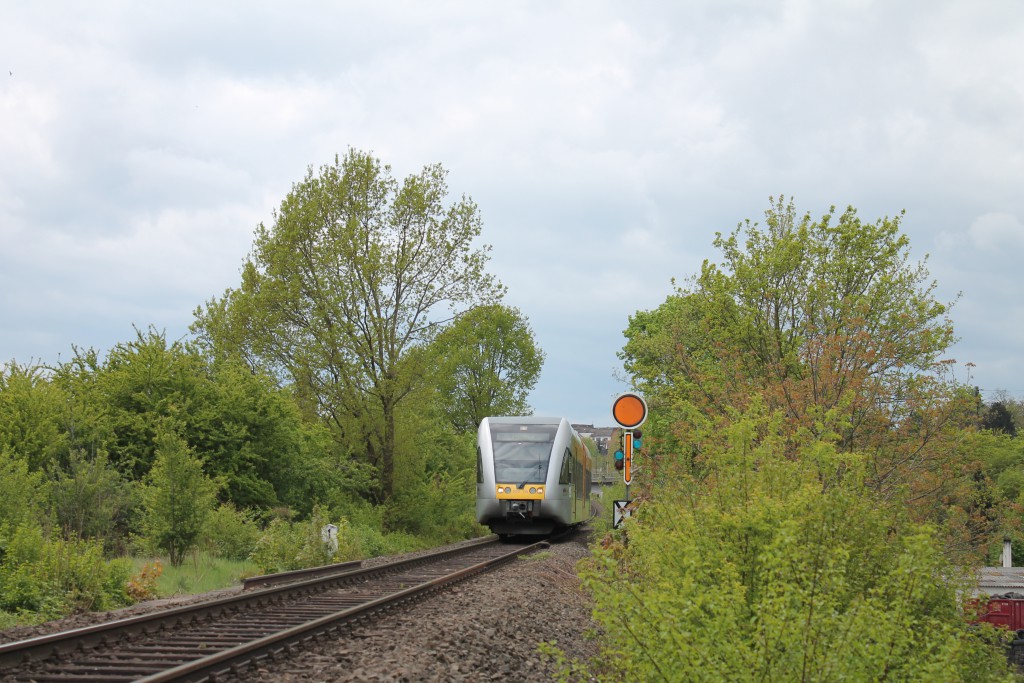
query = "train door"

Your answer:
(572, 442), (583, 521)
(560, 448), (573, 519)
